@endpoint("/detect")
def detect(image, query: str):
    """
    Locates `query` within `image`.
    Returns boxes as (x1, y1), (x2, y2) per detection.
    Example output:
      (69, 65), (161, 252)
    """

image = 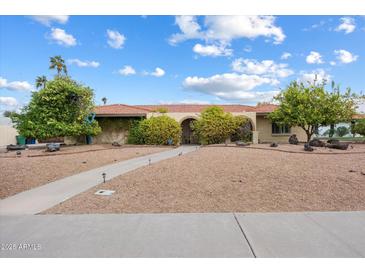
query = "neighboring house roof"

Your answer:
(353, 114), (365, 120)
(94, 104), (150, 117)
(135, 104), (256, 113)
(255, 104), (278, 114)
